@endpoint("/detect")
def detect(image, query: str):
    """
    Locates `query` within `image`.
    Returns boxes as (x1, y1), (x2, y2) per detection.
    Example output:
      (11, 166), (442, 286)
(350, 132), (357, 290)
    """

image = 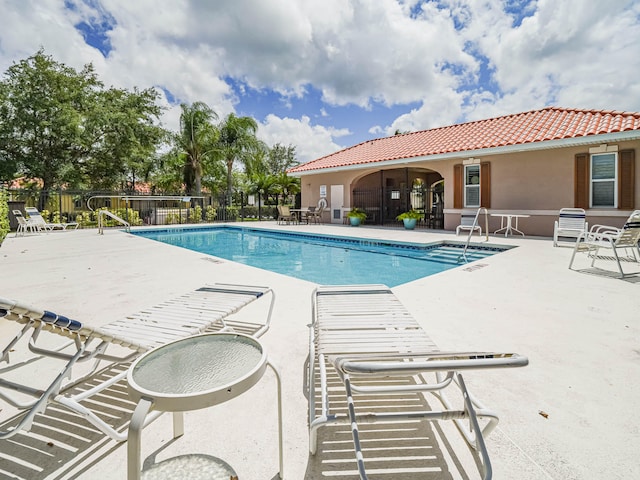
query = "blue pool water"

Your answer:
(132, 226), (507, 287)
